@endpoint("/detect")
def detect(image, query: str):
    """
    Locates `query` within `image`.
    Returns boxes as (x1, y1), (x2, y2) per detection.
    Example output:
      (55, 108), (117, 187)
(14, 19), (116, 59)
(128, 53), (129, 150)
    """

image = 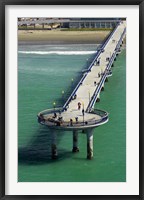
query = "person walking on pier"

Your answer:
(53, 112), (57, 118)
(70, 119), (73, 126)
(96, 58), (101, 66)
(78, 102), (81, 110)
